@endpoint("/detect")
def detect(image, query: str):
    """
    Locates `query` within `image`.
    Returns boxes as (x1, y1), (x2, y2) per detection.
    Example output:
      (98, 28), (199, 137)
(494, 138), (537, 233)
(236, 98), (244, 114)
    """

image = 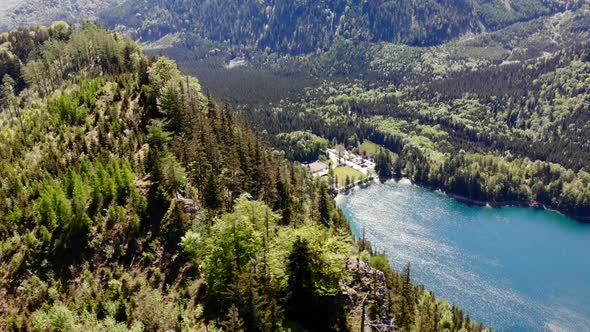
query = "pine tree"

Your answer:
(286, 237), (315, 326)
(203, 173), (222, 210)
(318, 181), (331, 226)
(222, 305), (245, 332)
(400, 262), (415, 330)
(275, 173), (292, 225)
(375, 149), (393, 181)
